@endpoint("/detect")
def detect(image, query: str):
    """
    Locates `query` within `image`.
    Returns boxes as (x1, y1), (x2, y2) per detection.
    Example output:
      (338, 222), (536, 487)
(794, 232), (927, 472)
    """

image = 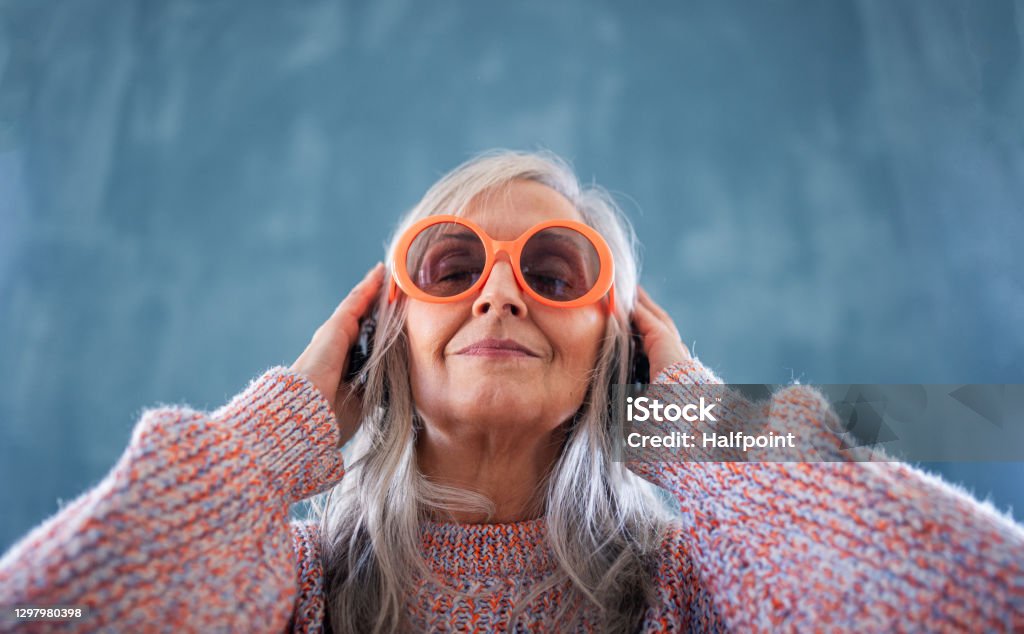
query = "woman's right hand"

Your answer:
(291, 261), (385, 446)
